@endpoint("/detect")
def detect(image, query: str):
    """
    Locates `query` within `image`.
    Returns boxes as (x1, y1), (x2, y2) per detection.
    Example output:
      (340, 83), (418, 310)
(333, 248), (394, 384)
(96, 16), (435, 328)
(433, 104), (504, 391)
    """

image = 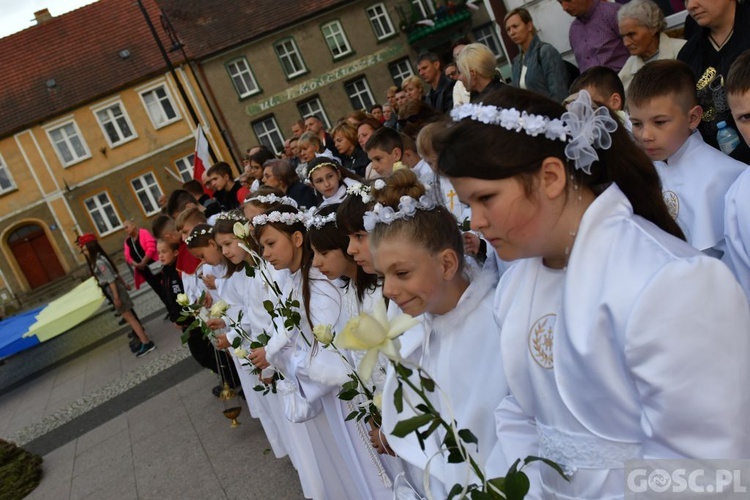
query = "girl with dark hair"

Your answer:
(82, 239), (155, 357)
(306, 203), (395, 498)
(436, 88), (750, 497)
(252, 205), (360, 499)
(185, 223), (242, 394)
(306, 157), (361, 207)
(364, 169), (506, 497)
